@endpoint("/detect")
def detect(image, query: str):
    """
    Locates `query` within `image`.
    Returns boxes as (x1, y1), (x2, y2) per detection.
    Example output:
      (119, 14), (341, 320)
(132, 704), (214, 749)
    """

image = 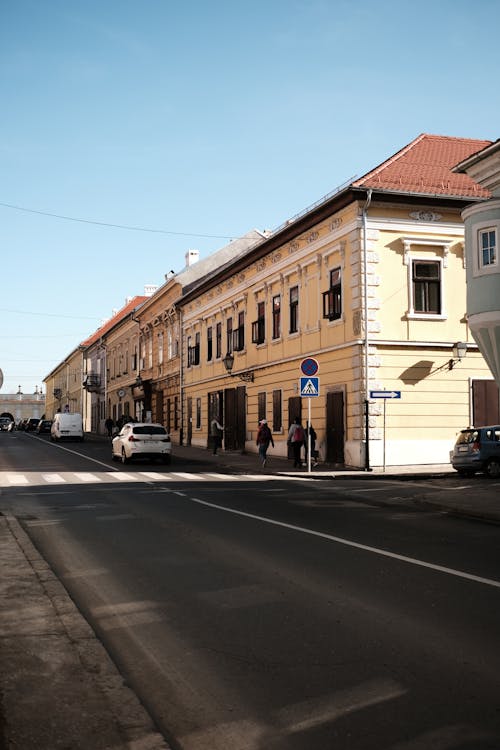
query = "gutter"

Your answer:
(362, 189), (372, 471)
